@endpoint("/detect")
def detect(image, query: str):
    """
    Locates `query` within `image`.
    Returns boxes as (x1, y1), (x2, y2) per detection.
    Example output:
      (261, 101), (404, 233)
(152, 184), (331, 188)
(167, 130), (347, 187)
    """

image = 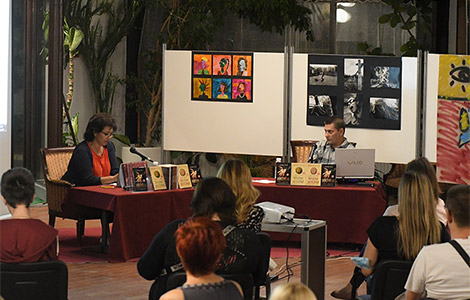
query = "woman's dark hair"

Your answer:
(190, 177), (237, 225)
(1, 168), (35, 208)
(83, 113), (117, 142)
